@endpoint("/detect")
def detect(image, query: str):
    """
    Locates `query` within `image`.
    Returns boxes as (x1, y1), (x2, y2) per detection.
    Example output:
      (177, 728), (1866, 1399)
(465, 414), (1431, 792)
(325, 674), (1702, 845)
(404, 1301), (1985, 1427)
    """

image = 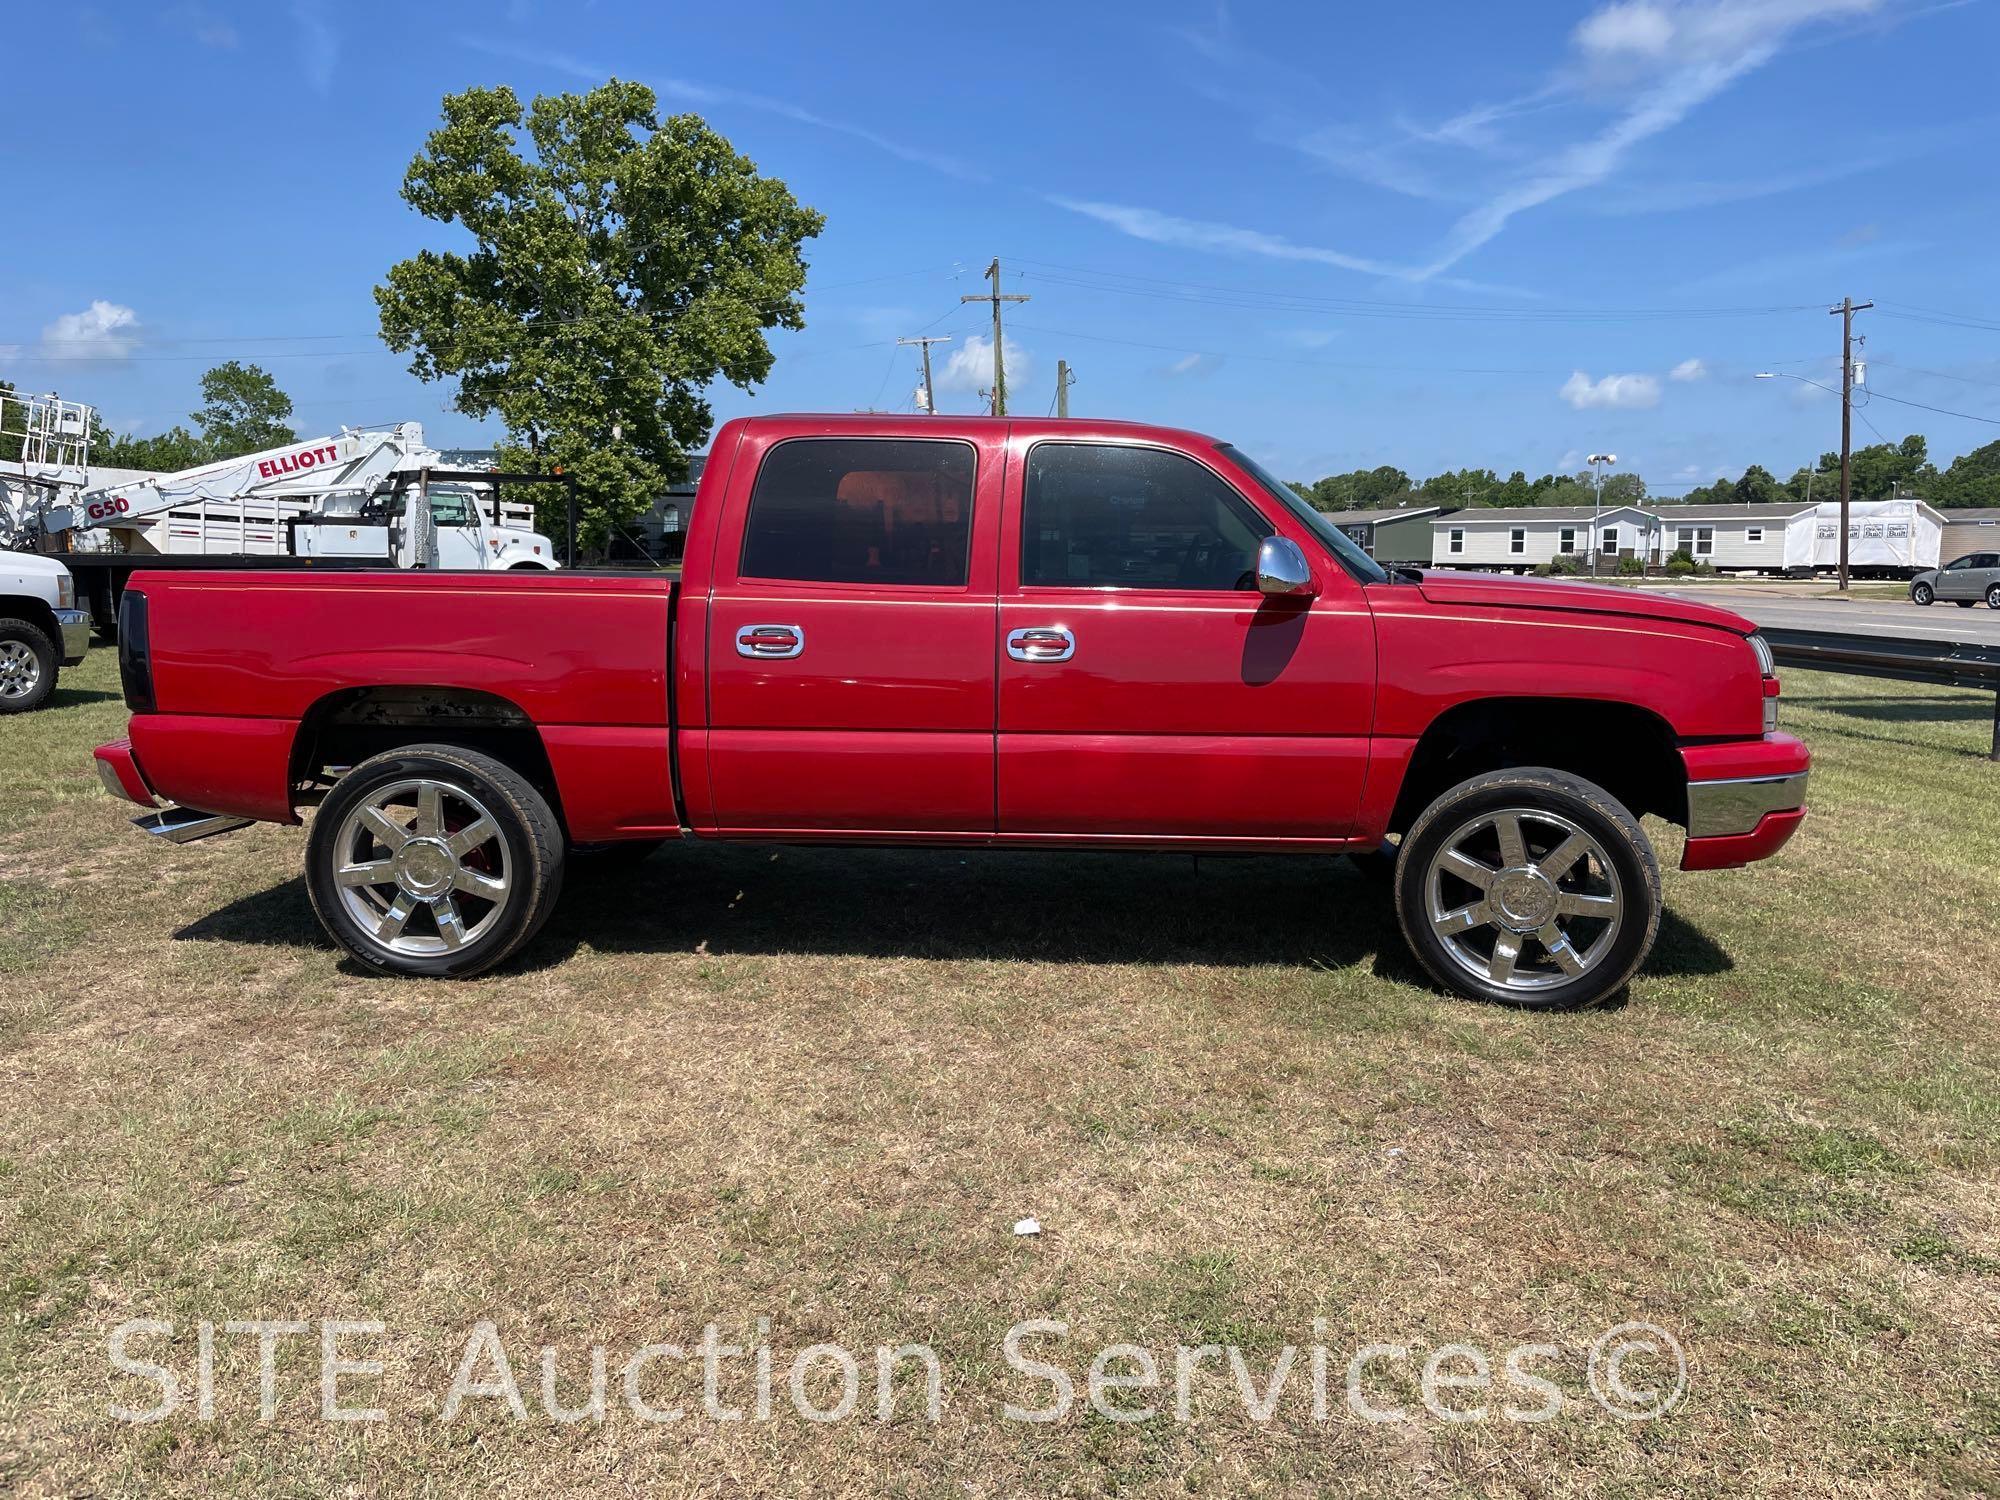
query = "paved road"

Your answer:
(1651, 587), (2000, 645)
